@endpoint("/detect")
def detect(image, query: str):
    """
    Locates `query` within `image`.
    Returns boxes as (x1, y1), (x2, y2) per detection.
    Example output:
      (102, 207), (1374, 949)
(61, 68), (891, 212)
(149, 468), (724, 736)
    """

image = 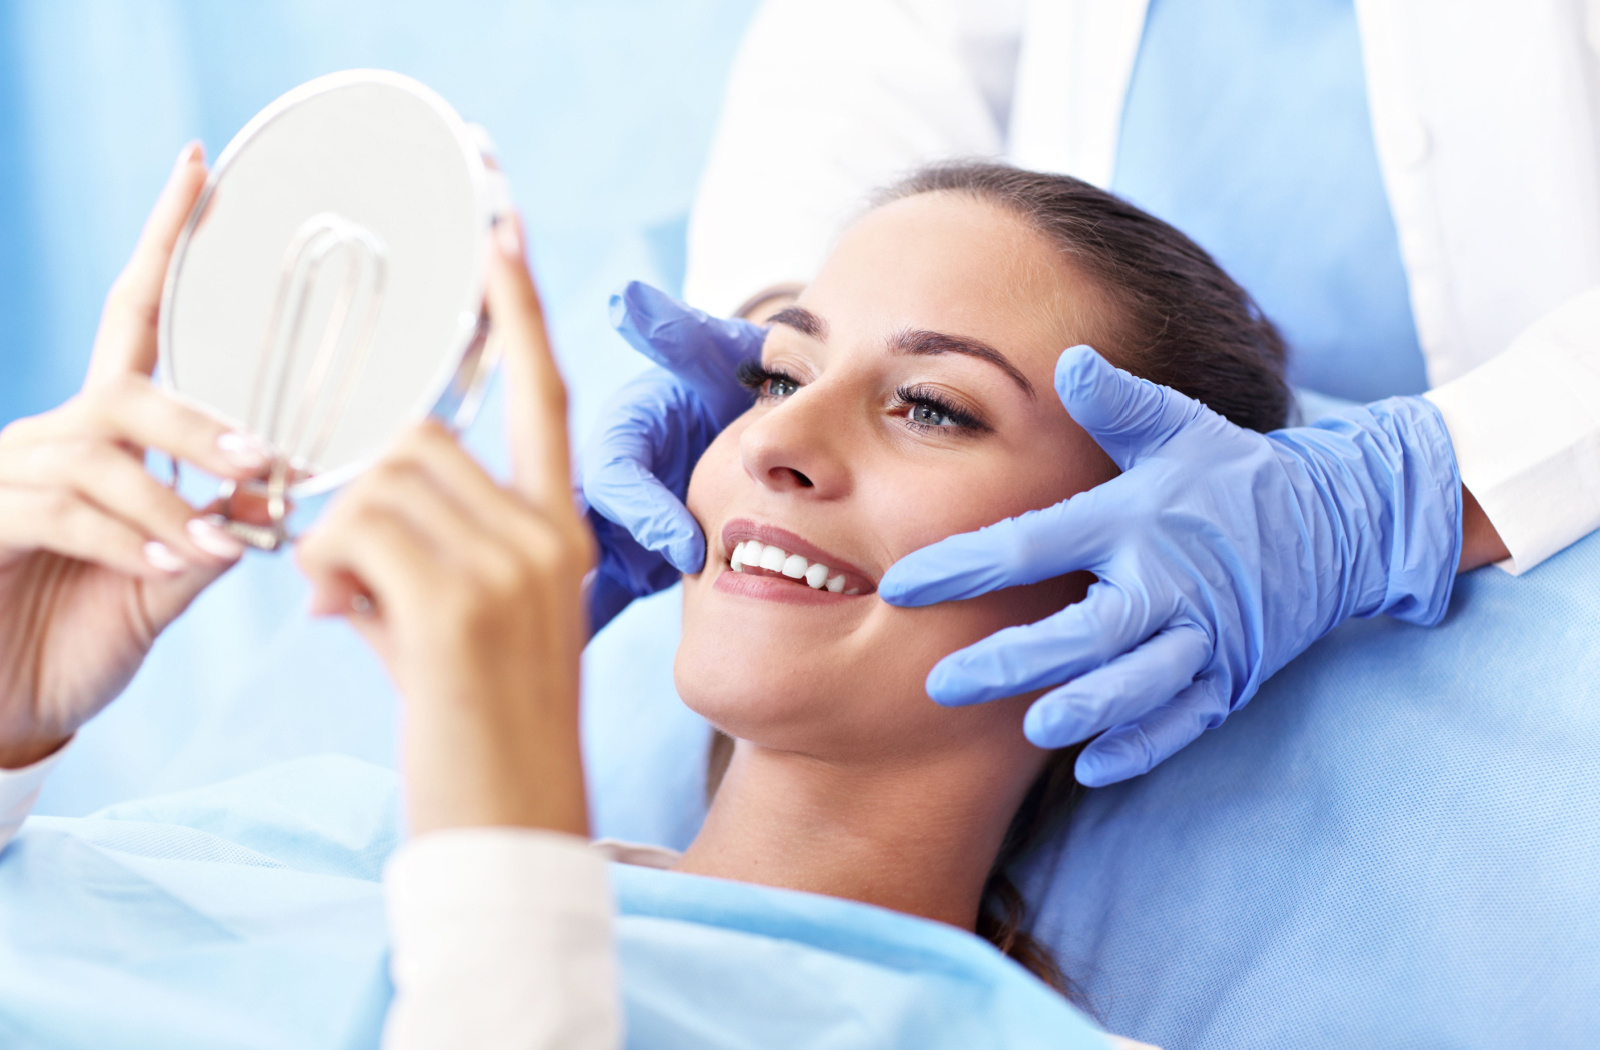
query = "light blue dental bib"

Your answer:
(0, 756), (1107, 1049)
